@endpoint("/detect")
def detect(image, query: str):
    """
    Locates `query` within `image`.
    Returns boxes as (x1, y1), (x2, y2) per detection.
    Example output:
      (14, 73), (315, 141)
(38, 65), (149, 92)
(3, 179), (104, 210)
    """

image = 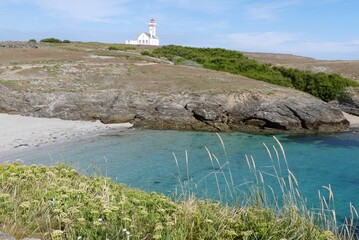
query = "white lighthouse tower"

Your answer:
(149, 18), (157, 38)
(125, 18), (160, 46)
